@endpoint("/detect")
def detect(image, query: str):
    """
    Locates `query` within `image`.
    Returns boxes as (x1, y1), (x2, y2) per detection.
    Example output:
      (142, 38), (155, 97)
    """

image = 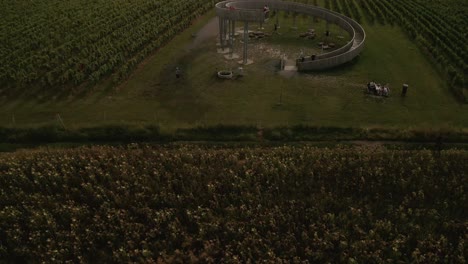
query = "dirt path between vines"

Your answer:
(186, 17), (219, 50)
